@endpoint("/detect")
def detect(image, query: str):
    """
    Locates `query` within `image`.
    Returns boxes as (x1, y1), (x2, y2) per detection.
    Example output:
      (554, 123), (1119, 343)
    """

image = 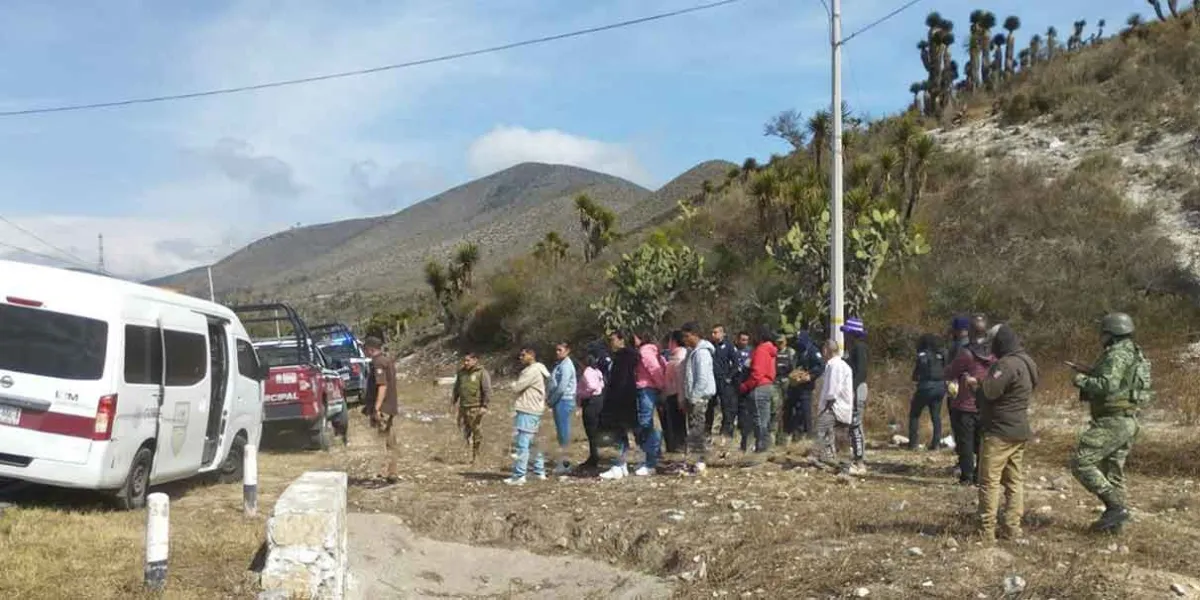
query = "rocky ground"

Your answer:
(338, 375), (1200, 600)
